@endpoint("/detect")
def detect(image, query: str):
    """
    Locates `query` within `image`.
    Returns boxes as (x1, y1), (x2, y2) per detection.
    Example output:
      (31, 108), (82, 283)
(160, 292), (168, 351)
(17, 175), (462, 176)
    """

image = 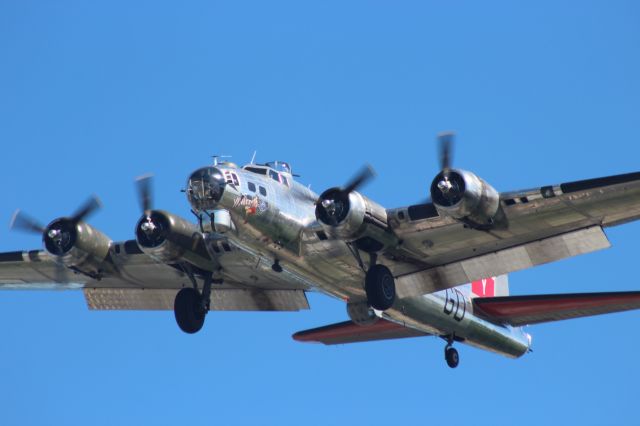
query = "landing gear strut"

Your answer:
(174, 271), (215, 334)
(365, 264), (396, 311)
(444, 338), (460, 369)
